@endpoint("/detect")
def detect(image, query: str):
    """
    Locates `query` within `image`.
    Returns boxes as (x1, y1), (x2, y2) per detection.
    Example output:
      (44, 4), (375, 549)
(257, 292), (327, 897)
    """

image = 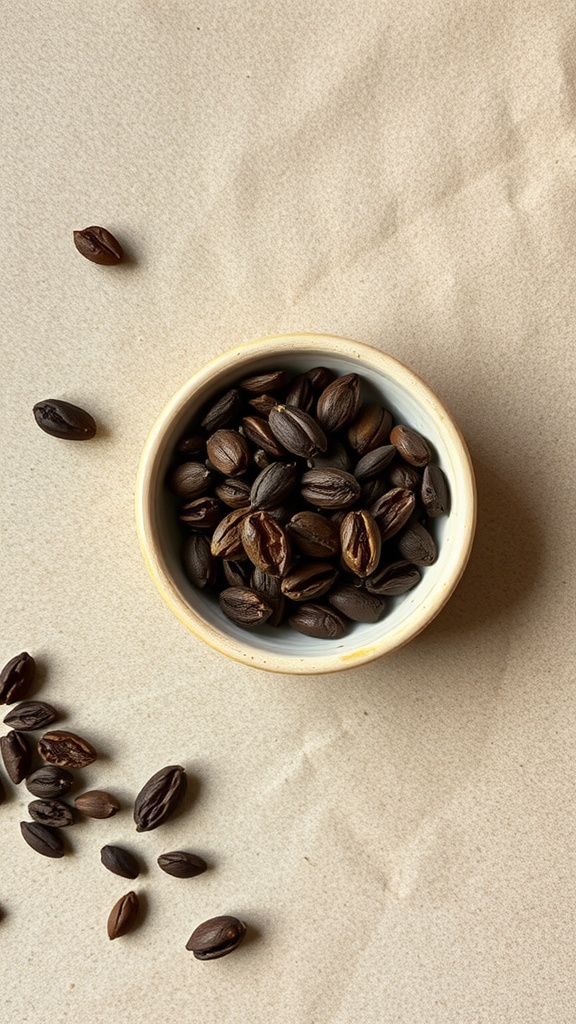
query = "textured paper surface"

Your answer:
(2, 2), (576, 1021)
